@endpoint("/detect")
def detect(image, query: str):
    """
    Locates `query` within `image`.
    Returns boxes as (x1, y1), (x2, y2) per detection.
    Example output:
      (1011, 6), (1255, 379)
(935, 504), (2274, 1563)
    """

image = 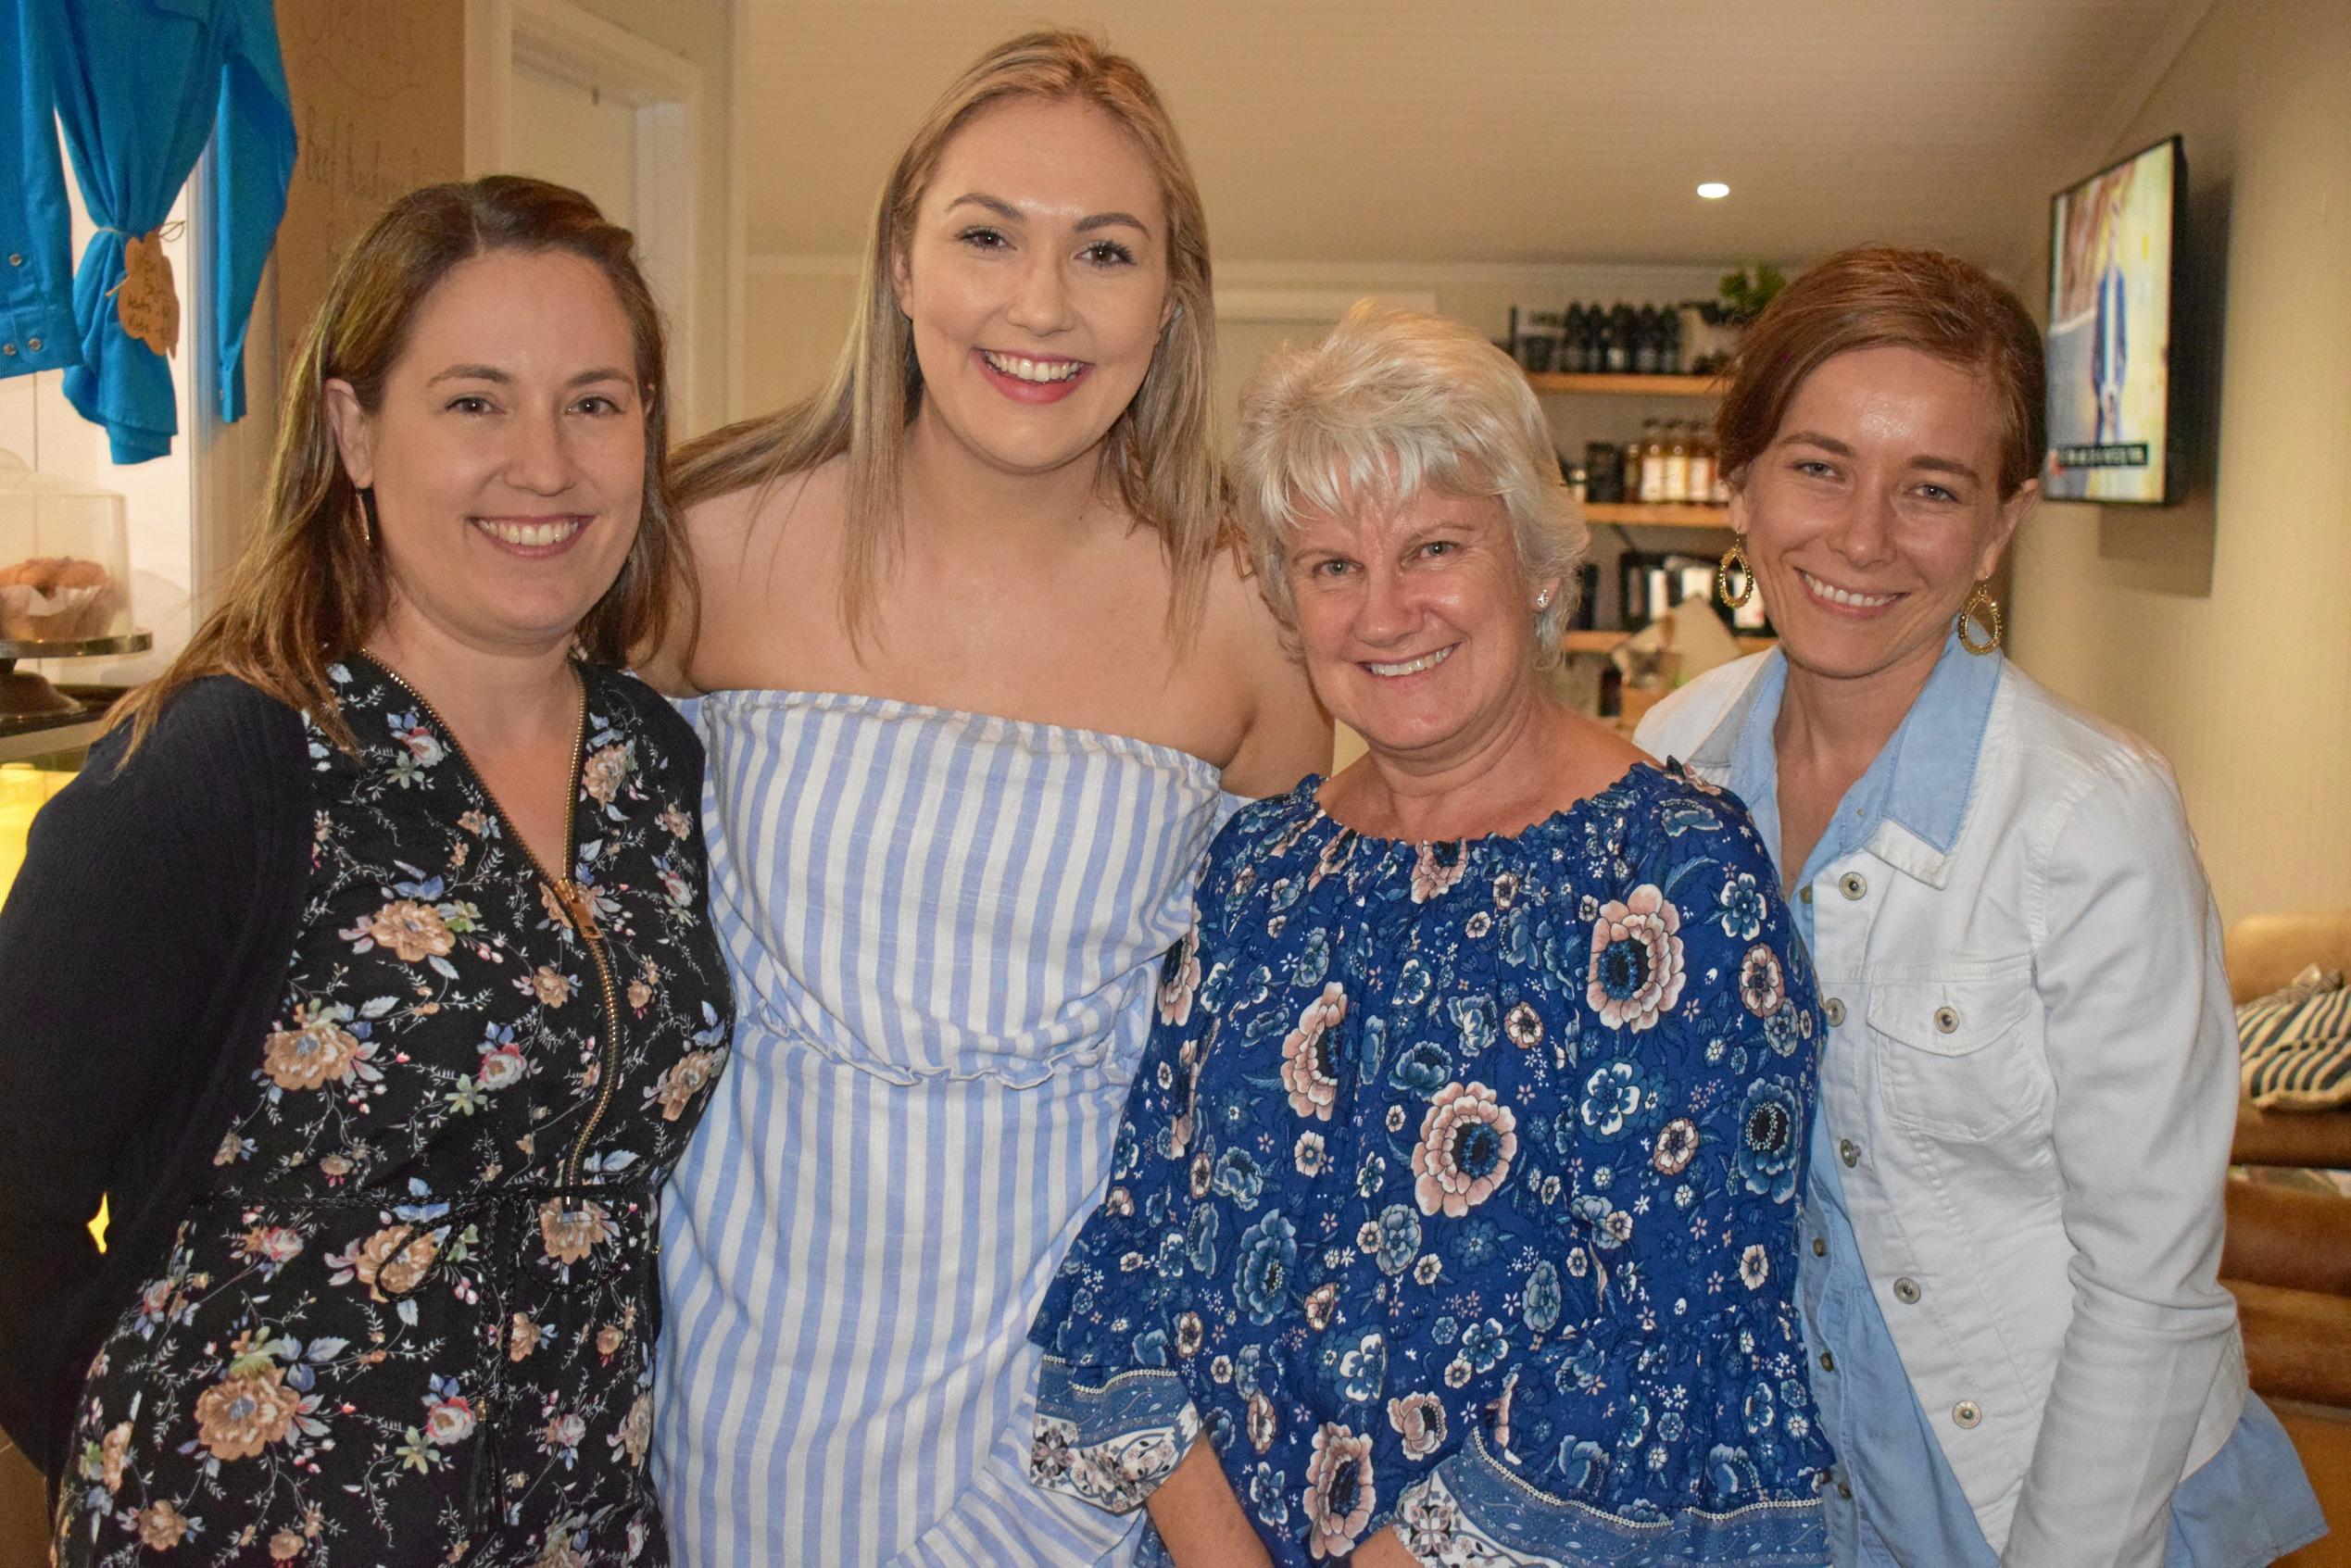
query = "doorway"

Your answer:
(465, 0), (707, 432)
